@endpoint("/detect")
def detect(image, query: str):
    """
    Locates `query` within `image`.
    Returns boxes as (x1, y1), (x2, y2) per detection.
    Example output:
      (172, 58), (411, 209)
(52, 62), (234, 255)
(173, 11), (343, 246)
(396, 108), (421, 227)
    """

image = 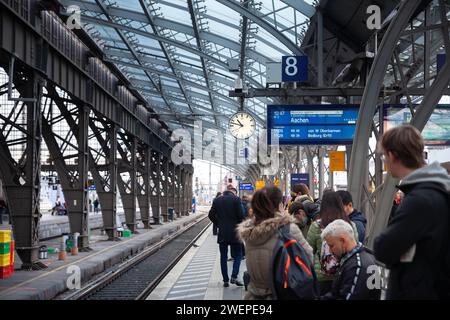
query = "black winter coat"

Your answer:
(374, 182), (449, 299)
(208, 191), (244, 244)
(326, 244), (381, 300)
(349, 210), (367, 243)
